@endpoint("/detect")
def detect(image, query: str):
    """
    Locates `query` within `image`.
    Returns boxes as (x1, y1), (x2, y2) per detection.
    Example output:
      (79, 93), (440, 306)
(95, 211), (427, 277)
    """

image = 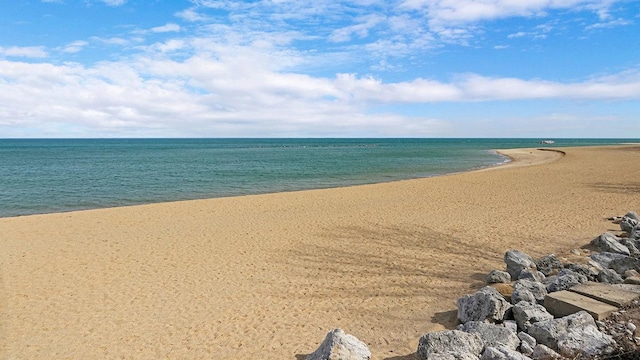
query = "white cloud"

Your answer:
(151, 23), (182, 33)
(90, 36), (130, 45)
(0, 46), (48, 58)
(586, 17), (631, 29)
(508, 31), (527, 38)
(400, 0), (618, 24)
(60, 40), (89, 53)
(329, 15), (384, 42)
(101, 0), (126, 6)
(175, 8), (211, 22)
(1, 0), (638, 137)
(1, 39), (639, 138)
